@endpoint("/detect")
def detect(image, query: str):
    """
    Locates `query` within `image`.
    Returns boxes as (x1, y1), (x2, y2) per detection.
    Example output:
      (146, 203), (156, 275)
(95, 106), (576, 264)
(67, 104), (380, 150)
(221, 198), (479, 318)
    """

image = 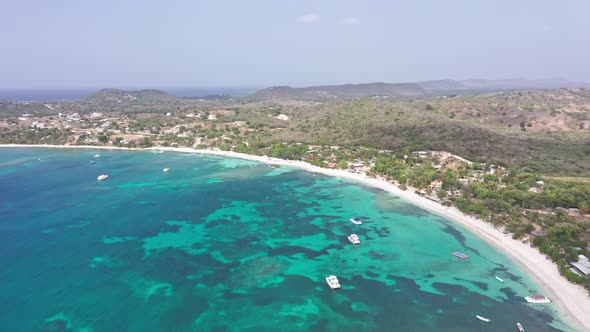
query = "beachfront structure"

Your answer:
(569, 255), (590, 276)
(448, 189), (462, 197)
(430, 179), (443, 191)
